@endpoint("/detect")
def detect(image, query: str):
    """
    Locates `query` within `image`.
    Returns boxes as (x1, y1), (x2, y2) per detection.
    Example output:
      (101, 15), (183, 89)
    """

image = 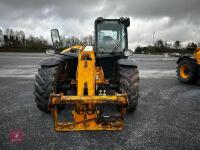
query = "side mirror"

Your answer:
(124, 50), (133, 56)
(51, 29), (60, 47)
